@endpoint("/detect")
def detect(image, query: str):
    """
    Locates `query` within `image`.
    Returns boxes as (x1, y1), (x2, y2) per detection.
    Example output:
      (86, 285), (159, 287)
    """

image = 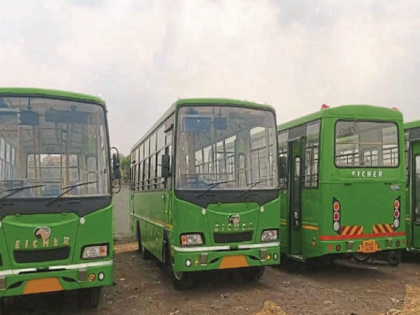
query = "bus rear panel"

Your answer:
(278, 105), (405, 264)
